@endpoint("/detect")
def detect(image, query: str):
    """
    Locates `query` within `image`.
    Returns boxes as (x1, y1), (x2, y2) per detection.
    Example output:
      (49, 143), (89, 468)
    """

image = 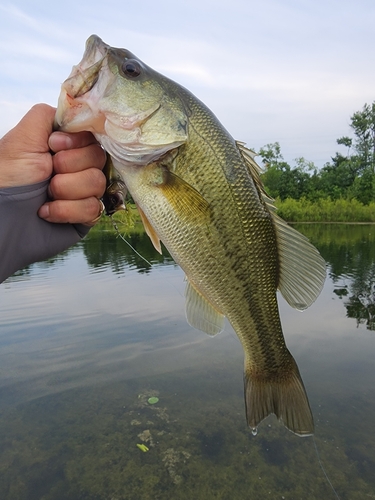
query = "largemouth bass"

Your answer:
(55, 35), (326, 436)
